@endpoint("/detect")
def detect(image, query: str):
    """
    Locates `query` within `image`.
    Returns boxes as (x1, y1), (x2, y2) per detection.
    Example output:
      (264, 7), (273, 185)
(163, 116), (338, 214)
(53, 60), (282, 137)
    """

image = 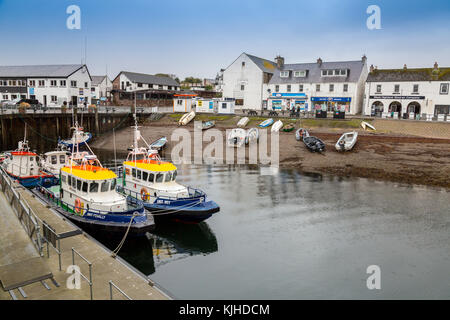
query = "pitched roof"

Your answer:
(269, 60), (366, 84)
(367, 68), (450, 82)
(120, 71), (179, 86)
(91, 75), (106, 85)
(246, 53), (278, 73)
(0, 64), (86, 78)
